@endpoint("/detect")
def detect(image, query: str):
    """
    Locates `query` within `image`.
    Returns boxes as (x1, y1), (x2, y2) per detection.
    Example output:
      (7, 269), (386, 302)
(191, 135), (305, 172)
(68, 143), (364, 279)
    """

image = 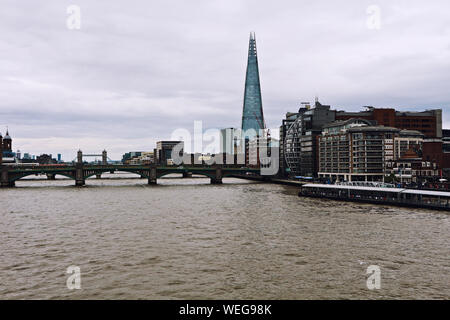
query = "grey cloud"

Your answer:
(0, 0), (449, 160)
